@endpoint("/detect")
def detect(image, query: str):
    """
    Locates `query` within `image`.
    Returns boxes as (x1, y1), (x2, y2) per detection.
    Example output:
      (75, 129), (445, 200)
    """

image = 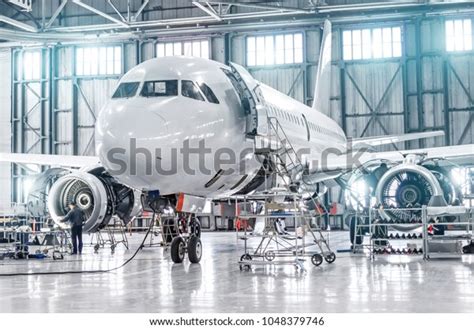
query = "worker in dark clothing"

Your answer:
(61, 202), (85, 255)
